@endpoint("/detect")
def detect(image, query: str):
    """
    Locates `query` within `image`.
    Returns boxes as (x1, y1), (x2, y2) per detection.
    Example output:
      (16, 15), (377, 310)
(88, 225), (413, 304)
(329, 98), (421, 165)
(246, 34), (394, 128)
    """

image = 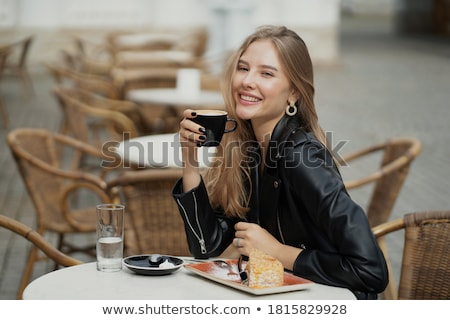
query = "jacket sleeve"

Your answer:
(285, 139), (389, 294)
(172, 177), (237, 259)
